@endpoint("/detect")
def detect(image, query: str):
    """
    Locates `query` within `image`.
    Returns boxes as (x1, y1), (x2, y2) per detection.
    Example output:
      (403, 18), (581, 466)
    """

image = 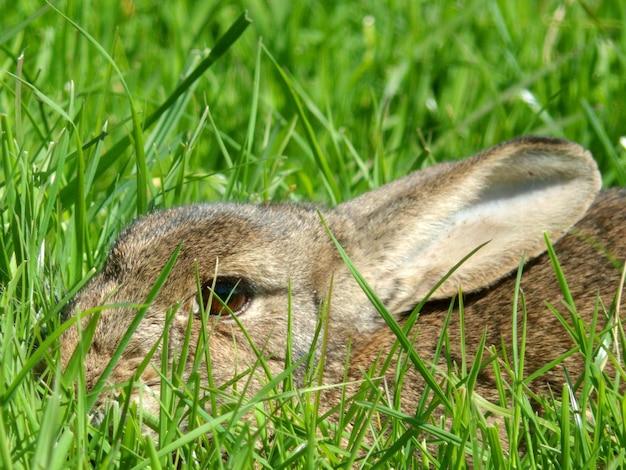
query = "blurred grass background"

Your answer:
(1, 0), (625, 467)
